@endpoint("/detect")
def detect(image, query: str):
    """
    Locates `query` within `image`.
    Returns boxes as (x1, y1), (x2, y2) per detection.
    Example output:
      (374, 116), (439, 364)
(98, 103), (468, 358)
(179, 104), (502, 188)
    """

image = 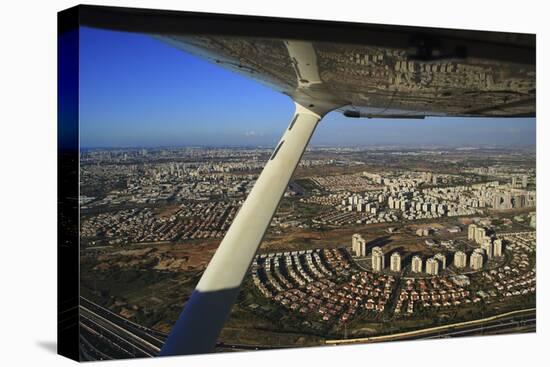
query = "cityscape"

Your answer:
(79, 144), (536, 358)
(70, 15), (536, 361)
